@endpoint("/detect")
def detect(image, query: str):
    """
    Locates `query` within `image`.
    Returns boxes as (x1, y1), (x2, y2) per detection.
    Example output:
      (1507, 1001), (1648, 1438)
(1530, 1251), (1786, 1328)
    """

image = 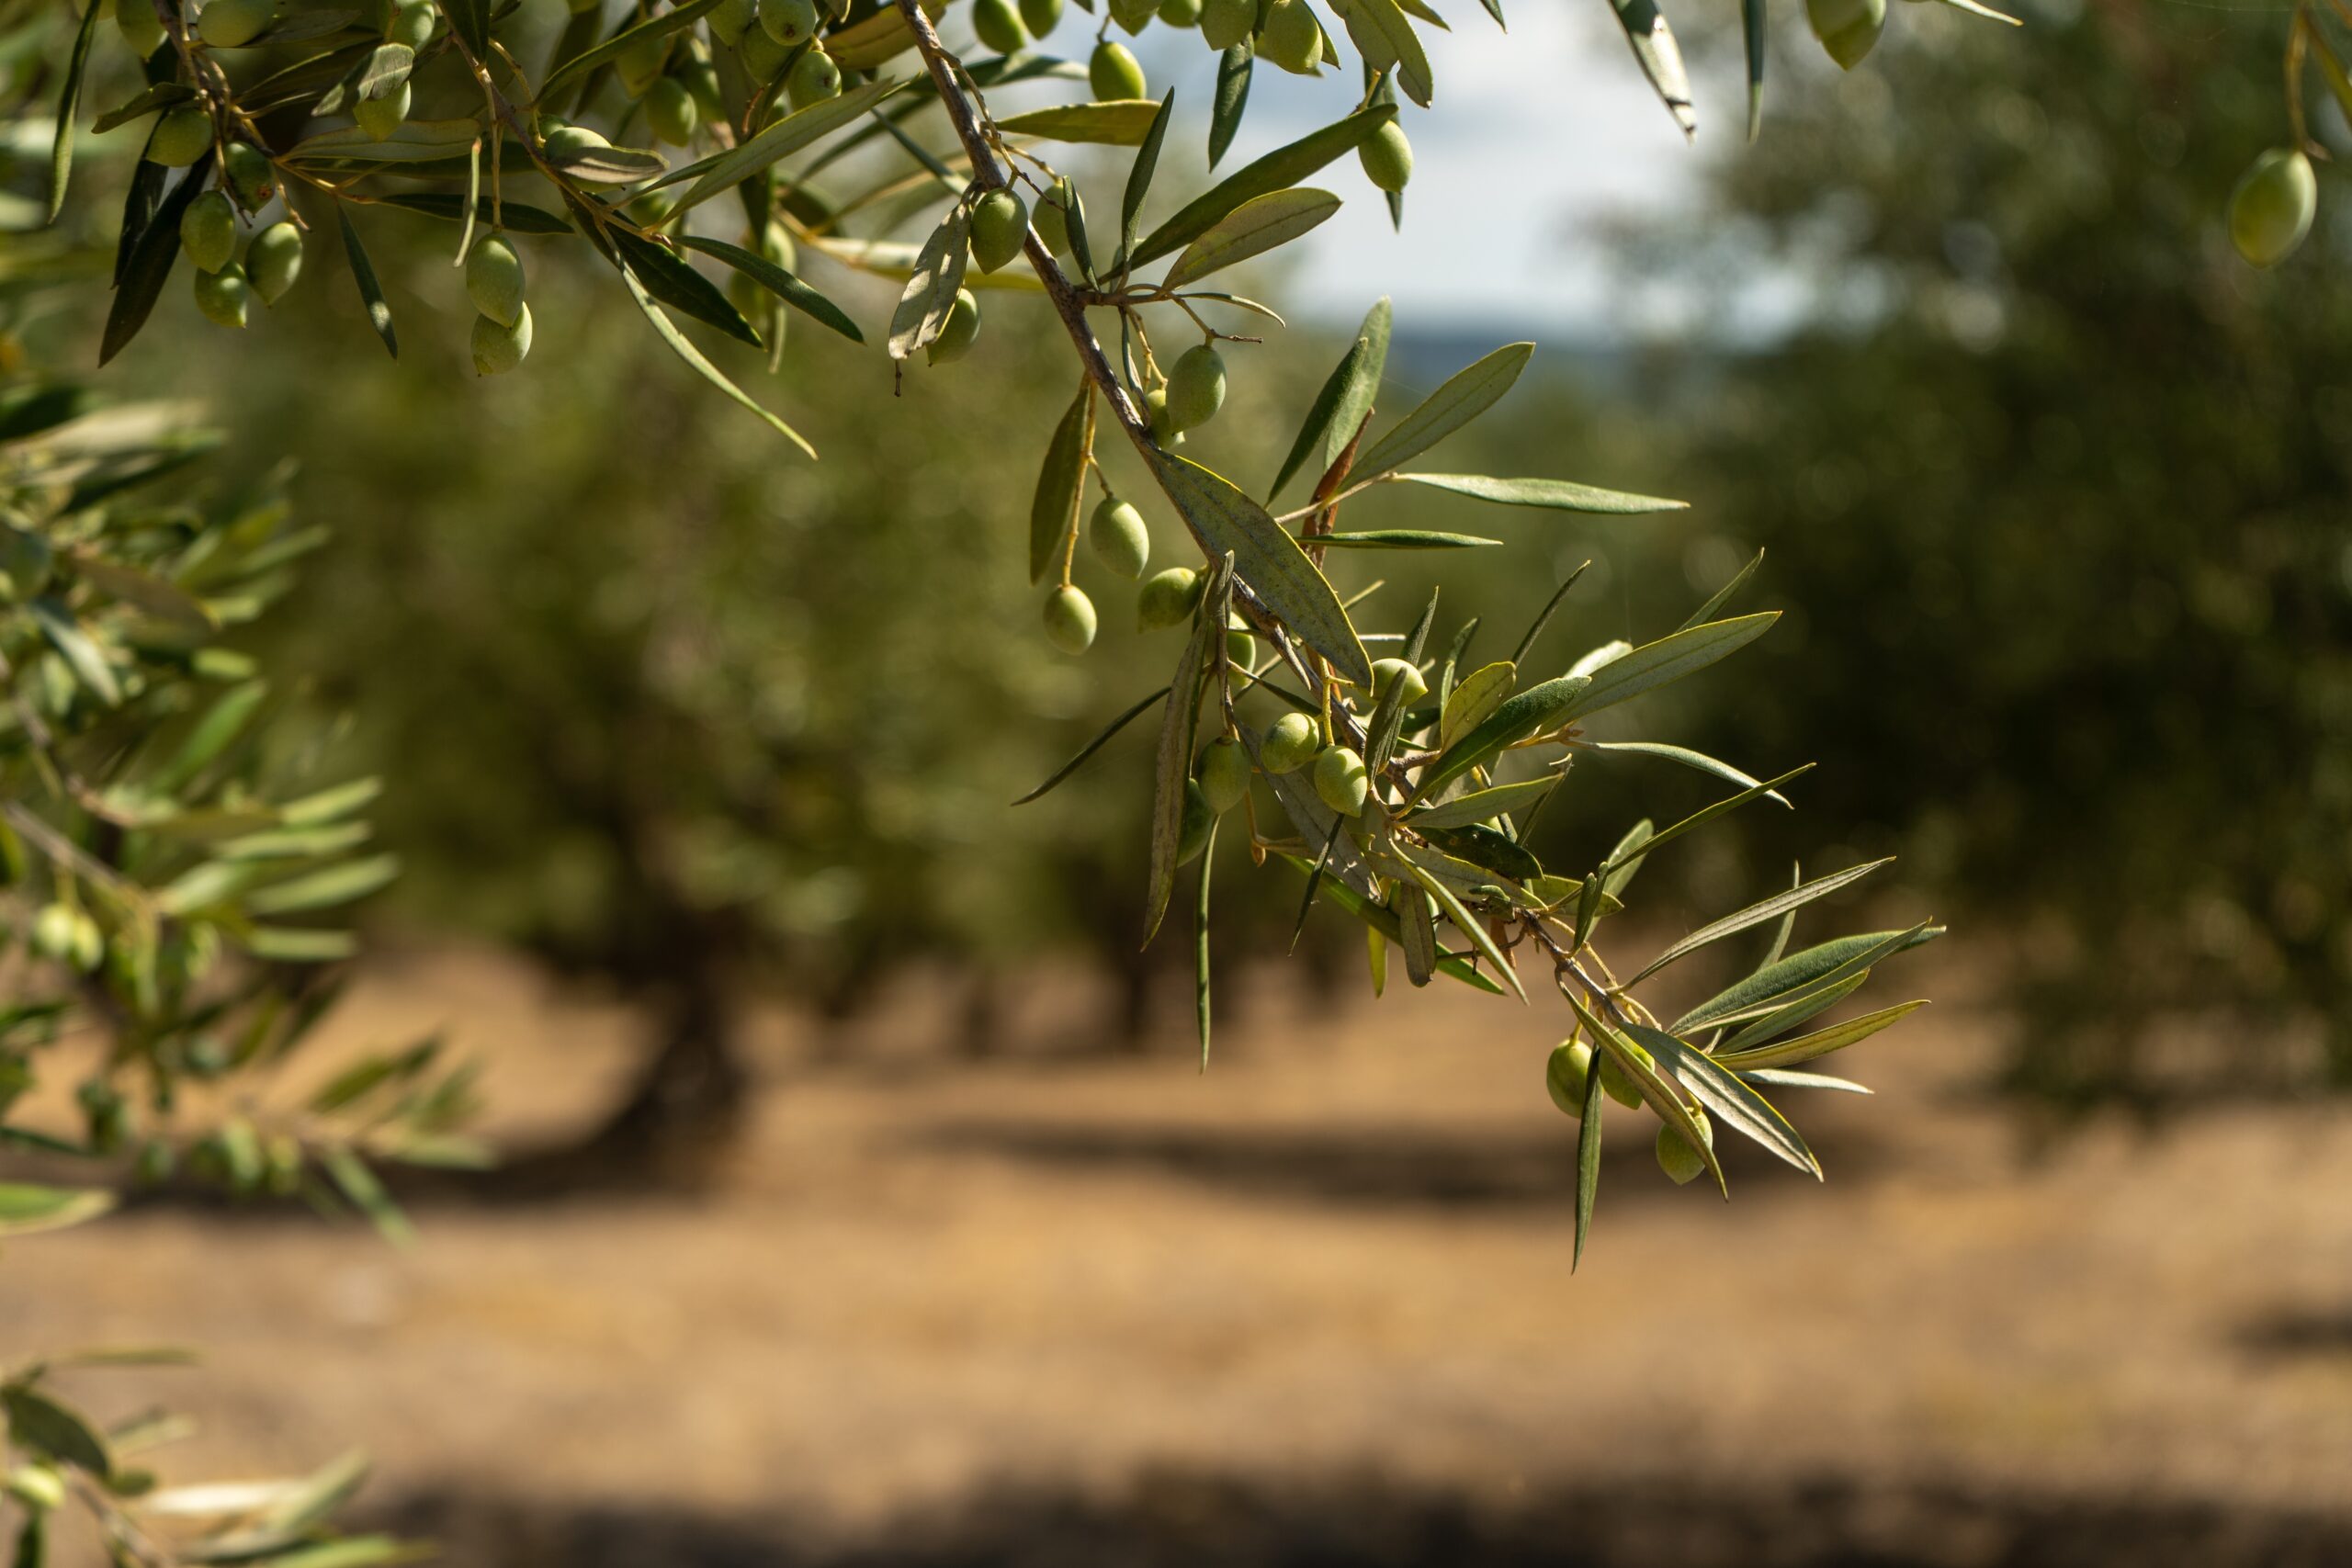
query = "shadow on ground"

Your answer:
(385, 1468), (2352, 1568)
(910, 1116), (1892, 1209)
